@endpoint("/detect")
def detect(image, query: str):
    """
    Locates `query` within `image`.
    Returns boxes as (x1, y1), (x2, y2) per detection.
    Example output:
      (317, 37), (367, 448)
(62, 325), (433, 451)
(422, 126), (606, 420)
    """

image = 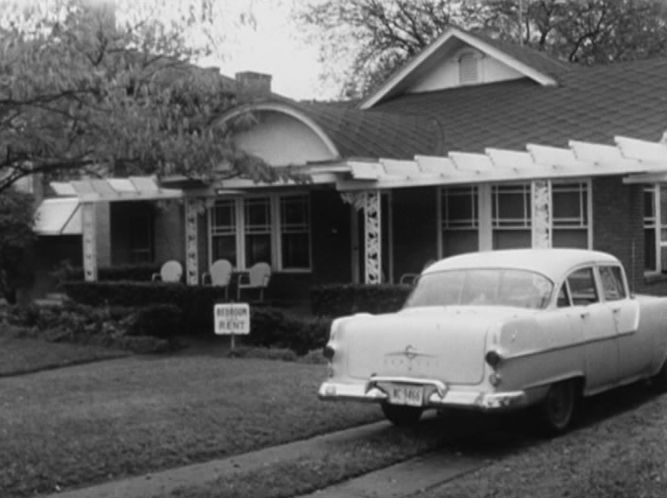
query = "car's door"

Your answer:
(567, 266), (619, 392)
(598, 264), (646, 380)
